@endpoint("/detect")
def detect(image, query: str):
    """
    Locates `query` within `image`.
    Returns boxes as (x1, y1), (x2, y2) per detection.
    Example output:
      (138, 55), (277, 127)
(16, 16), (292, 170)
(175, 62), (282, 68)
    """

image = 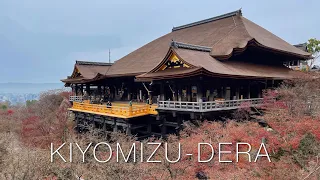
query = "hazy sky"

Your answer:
(0, 0), (319, 83)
